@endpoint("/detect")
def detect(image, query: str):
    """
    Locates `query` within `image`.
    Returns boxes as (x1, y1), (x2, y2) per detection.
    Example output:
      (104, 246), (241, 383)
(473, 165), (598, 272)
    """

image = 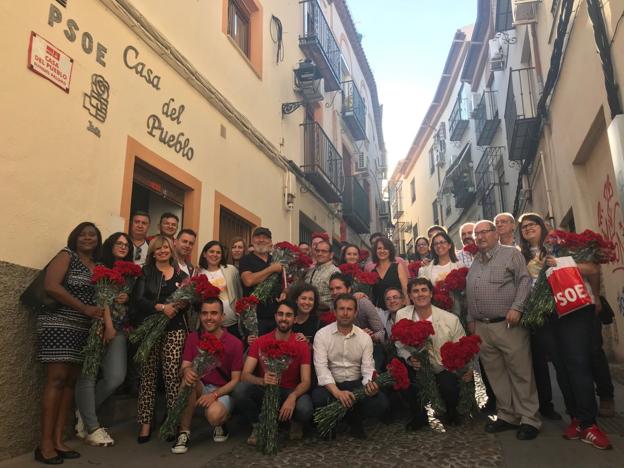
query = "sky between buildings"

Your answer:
(348, 0), (477, 176)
